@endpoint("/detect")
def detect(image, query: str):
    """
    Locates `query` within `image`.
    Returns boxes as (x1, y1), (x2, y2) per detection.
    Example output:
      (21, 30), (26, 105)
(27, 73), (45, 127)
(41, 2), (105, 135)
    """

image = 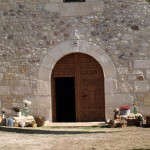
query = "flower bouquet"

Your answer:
(23, 100), (31, 108)
(22, 100), (31, 116)
(12, 106), (20, 112)
(119, 105), (130, 115)
(12, 106), (21, 117)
